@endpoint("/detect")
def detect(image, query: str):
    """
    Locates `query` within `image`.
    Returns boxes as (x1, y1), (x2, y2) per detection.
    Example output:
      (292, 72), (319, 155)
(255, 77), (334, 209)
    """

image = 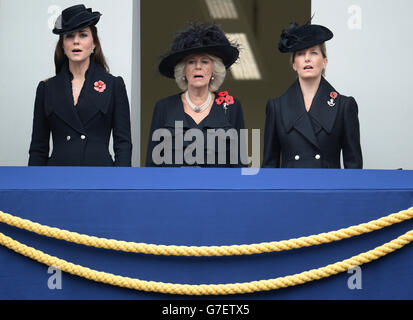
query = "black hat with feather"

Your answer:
(159, 22), (239, 78)
(278, 22), (333, 53)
